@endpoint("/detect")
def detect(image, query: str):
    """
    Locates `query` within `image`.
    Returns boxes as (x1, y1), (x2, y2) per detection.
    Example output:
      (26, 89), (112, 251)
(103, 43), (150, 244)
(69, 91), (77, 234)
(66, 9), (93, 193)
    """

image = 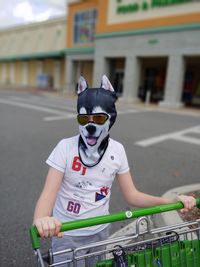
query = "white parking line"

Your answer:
(0, 97), (149, 121)
(0, 98), (68, 114)
(8, 96), (76, 113)
(117, 109), (147, 114)
(135, 125), (200, 147)
(0, 98), (75, 121)
(44, 114), (76, 121)
(172, 135), (200, 145)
